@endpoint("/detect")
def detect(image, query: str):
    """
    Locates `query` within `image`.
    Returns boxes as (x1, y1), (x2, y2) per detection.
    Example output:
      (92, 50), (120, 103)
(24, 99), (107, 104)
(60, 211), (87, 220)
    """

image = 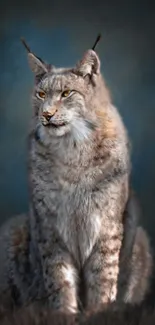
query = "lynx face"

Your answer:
(25, 49), (105, 144)
(32, 70), (96, 142)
